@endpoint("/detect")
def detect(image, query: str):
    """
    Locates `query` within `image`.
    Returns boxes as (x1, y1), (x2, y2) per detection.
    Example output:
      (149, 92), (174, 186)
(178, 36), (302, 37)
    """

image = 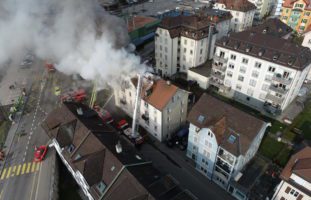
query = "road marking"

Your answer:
(36, 163), (40, 171)
(5, 167), (11, 179)
(21, 163), (27, 175)
(16, 165), (22, 175)
(11, 166), (16, 177)
(31, 162), (37, 172)
(0, 169), (6, 180)
(26, 162), (31, 174)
